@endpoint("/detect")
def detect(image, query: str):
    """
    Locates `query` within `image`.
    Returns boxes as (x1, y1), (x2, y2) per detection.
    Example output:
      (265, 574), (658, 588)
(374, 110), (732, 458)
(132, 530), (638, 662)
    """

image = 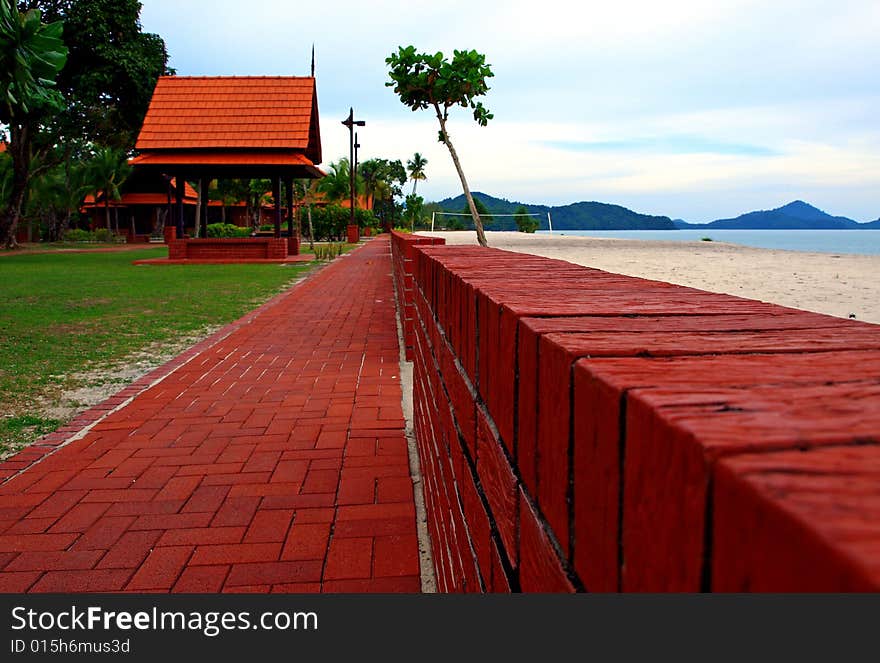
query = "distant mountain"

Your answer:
(679, 200), (874, 229)
(433, 192), (676, 231)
